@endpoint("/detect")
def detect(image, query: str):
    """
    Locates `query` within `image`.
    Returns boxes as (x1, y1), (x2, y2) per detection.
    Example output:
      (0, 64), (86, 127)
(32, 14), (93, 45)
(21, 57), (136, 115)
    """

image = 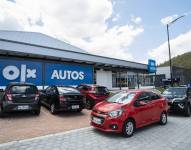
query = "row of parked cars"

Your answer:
(0, 82), (110, 116)
(0, 82), (191, 137)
